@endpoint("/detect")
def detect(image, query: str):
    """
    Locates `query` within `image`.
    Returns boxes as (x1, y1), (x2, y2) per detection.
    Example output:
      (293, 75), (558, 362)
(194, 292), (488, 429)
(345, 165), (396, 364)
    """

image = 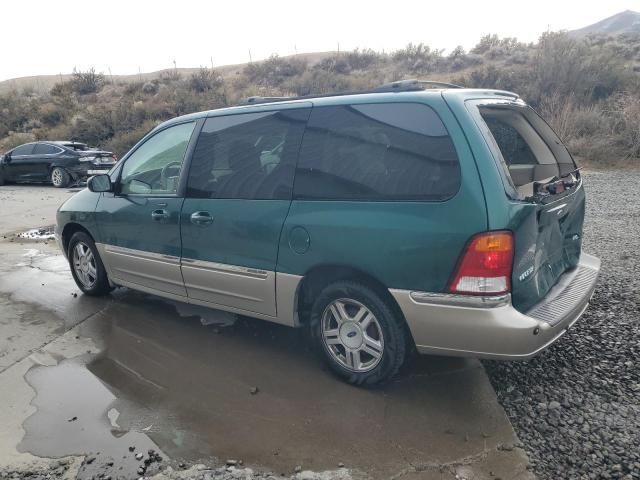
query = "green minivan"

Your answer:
(56, 80), (600, 385)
